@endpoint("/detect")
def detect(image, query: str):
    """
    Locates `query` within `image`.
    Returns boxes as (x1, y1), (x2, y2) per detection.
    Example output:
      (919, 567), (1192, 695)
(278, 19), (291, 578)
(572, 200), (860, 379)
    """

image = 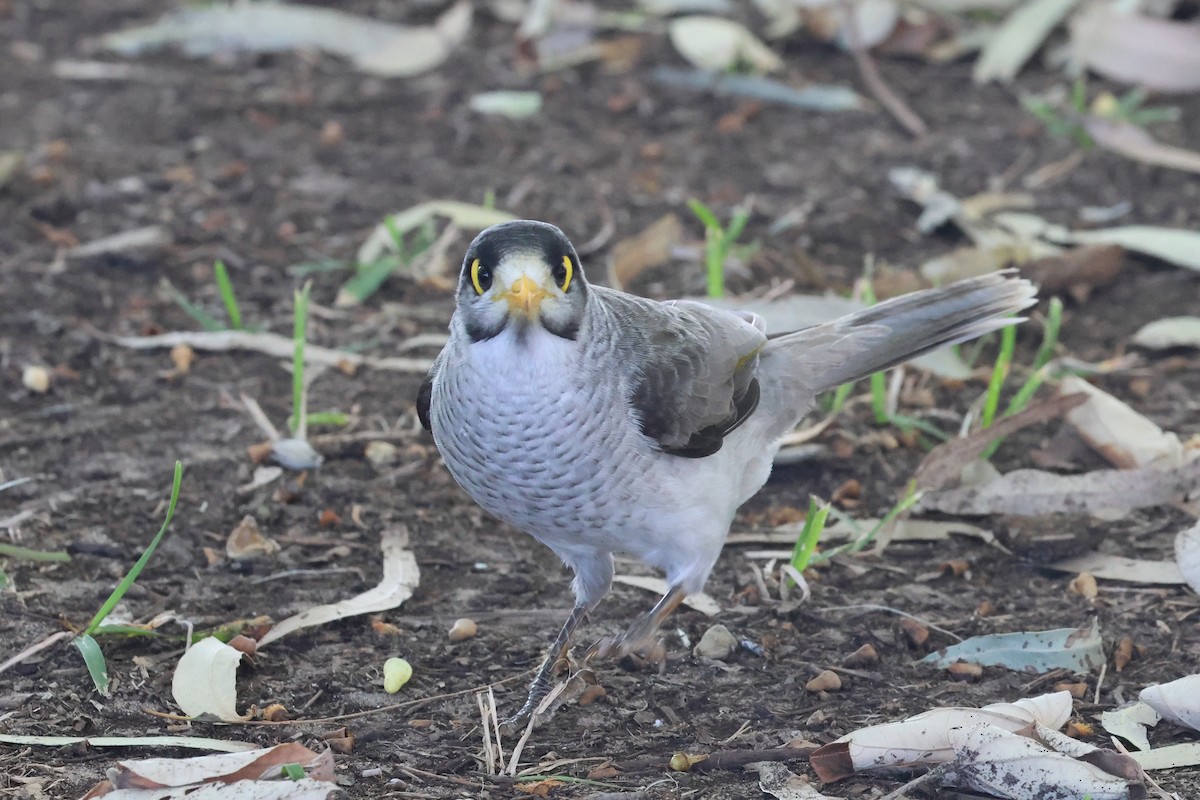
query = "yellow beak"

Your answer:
(501, 275), (551, 317)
